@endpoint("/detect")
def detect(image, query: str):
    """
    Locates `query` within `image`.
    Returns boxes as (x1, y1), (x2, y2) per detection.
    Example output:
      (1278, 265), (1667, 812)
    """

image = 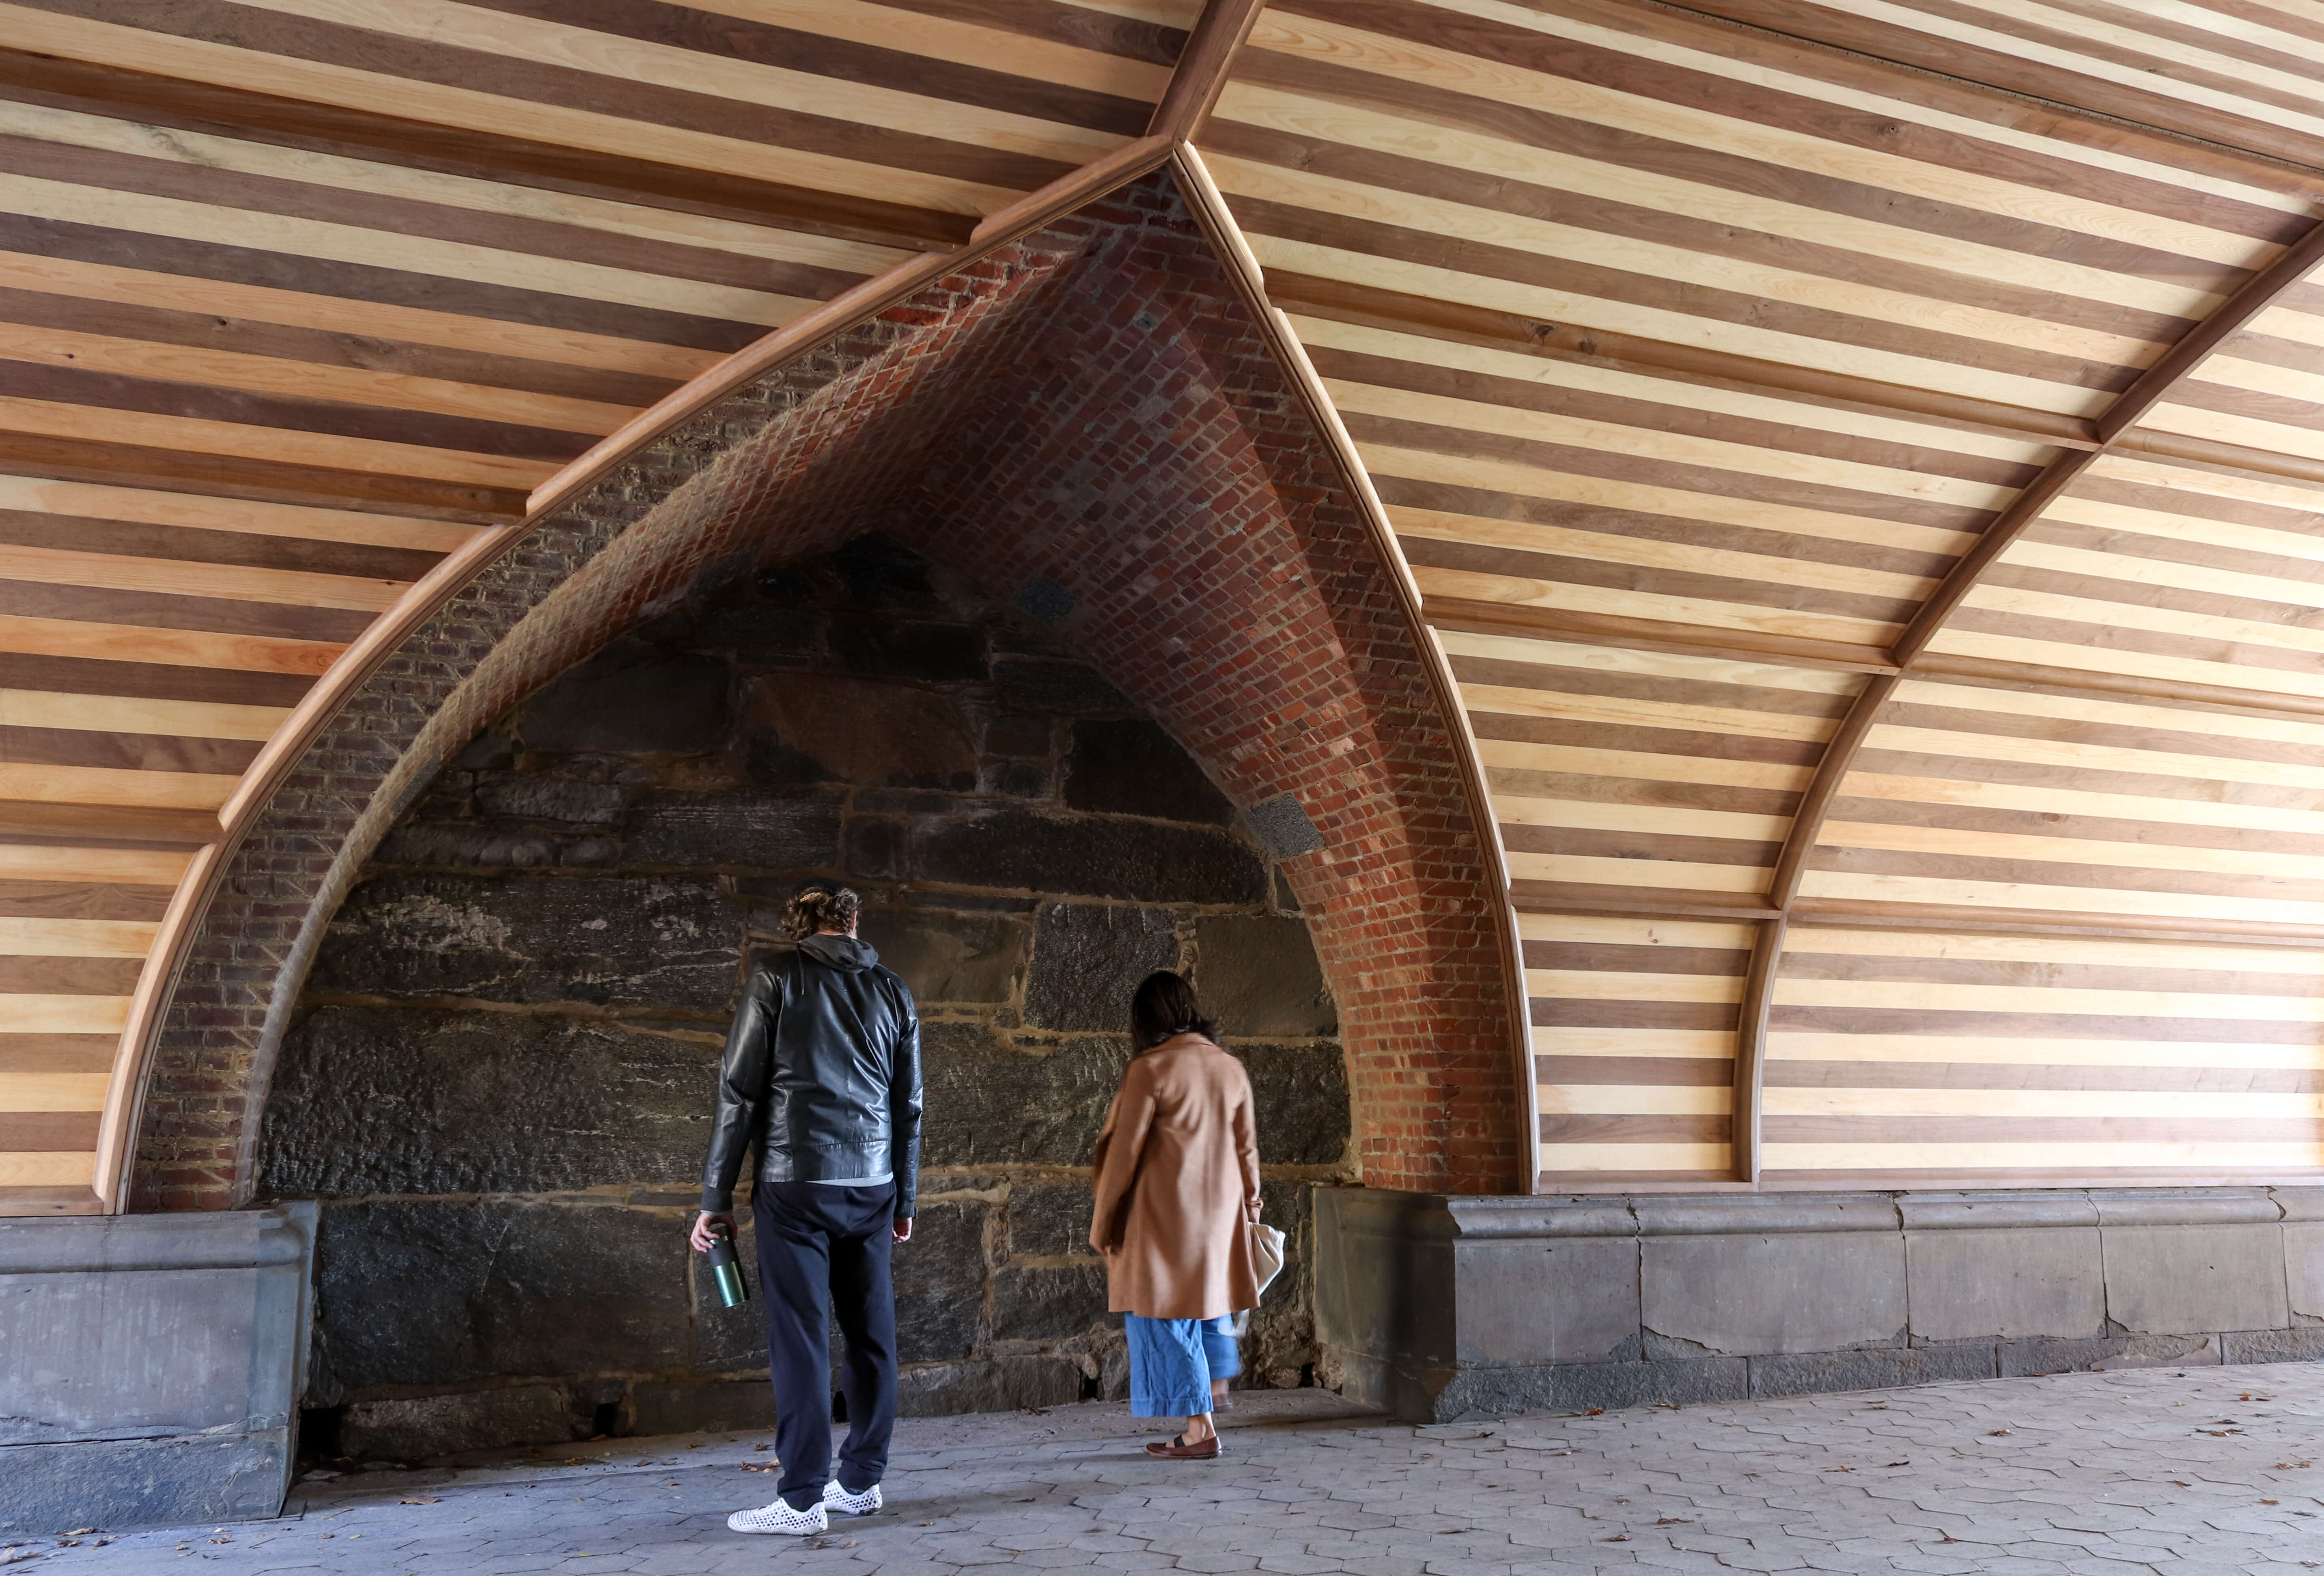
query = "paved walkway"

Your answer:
(18, 1366), (2324, 1575)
